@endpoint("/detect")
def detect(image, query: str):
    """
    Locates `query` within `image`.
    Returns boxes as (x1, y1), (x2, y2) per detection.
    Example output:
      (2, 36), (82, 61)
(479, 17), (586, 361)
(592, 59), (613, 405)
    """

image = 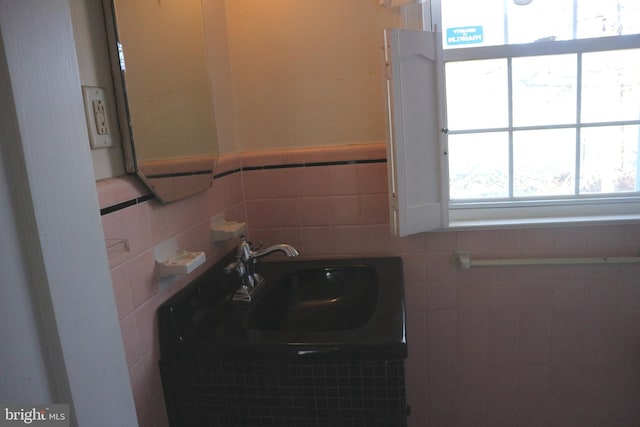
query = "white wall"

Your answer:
(75, 0), (238, 180)
(80, 0), (400, 179)
(203, 0), (238, 155)
(0, 47), (54, 403)
(70, 0), (126, 180)
(0, 1), (138, 425)
(225, 0), (400, 151)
